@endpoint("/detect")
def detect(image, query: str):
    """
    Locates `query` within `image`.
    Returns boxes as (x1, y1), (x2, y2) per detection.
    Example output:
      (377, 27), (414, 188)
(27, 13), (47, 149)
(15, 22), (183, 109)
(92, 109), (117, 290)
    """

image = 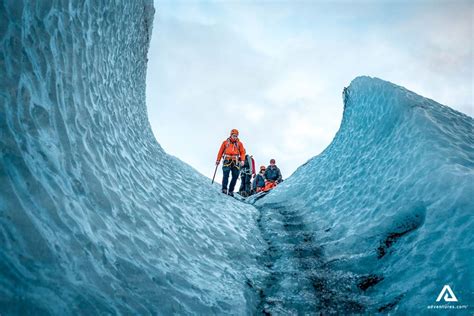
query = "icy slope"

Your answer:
(0, 2), (264, 314)
(256, 76), (474, 313)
